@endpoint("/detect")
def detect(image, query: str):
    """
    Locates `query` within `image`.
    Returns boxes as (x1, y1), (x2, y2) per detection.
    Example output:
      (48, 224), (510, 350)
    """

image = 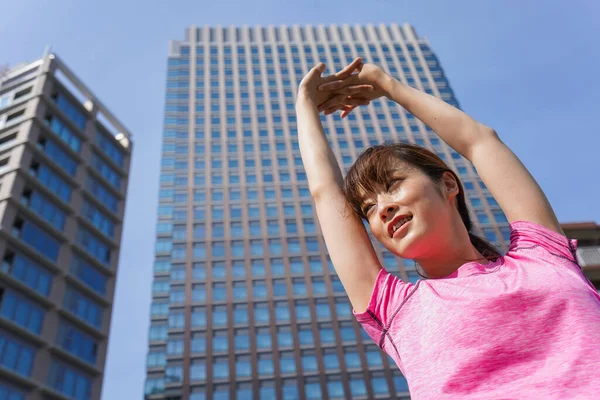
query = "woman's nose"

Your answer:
(378, 202), (398, 221)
